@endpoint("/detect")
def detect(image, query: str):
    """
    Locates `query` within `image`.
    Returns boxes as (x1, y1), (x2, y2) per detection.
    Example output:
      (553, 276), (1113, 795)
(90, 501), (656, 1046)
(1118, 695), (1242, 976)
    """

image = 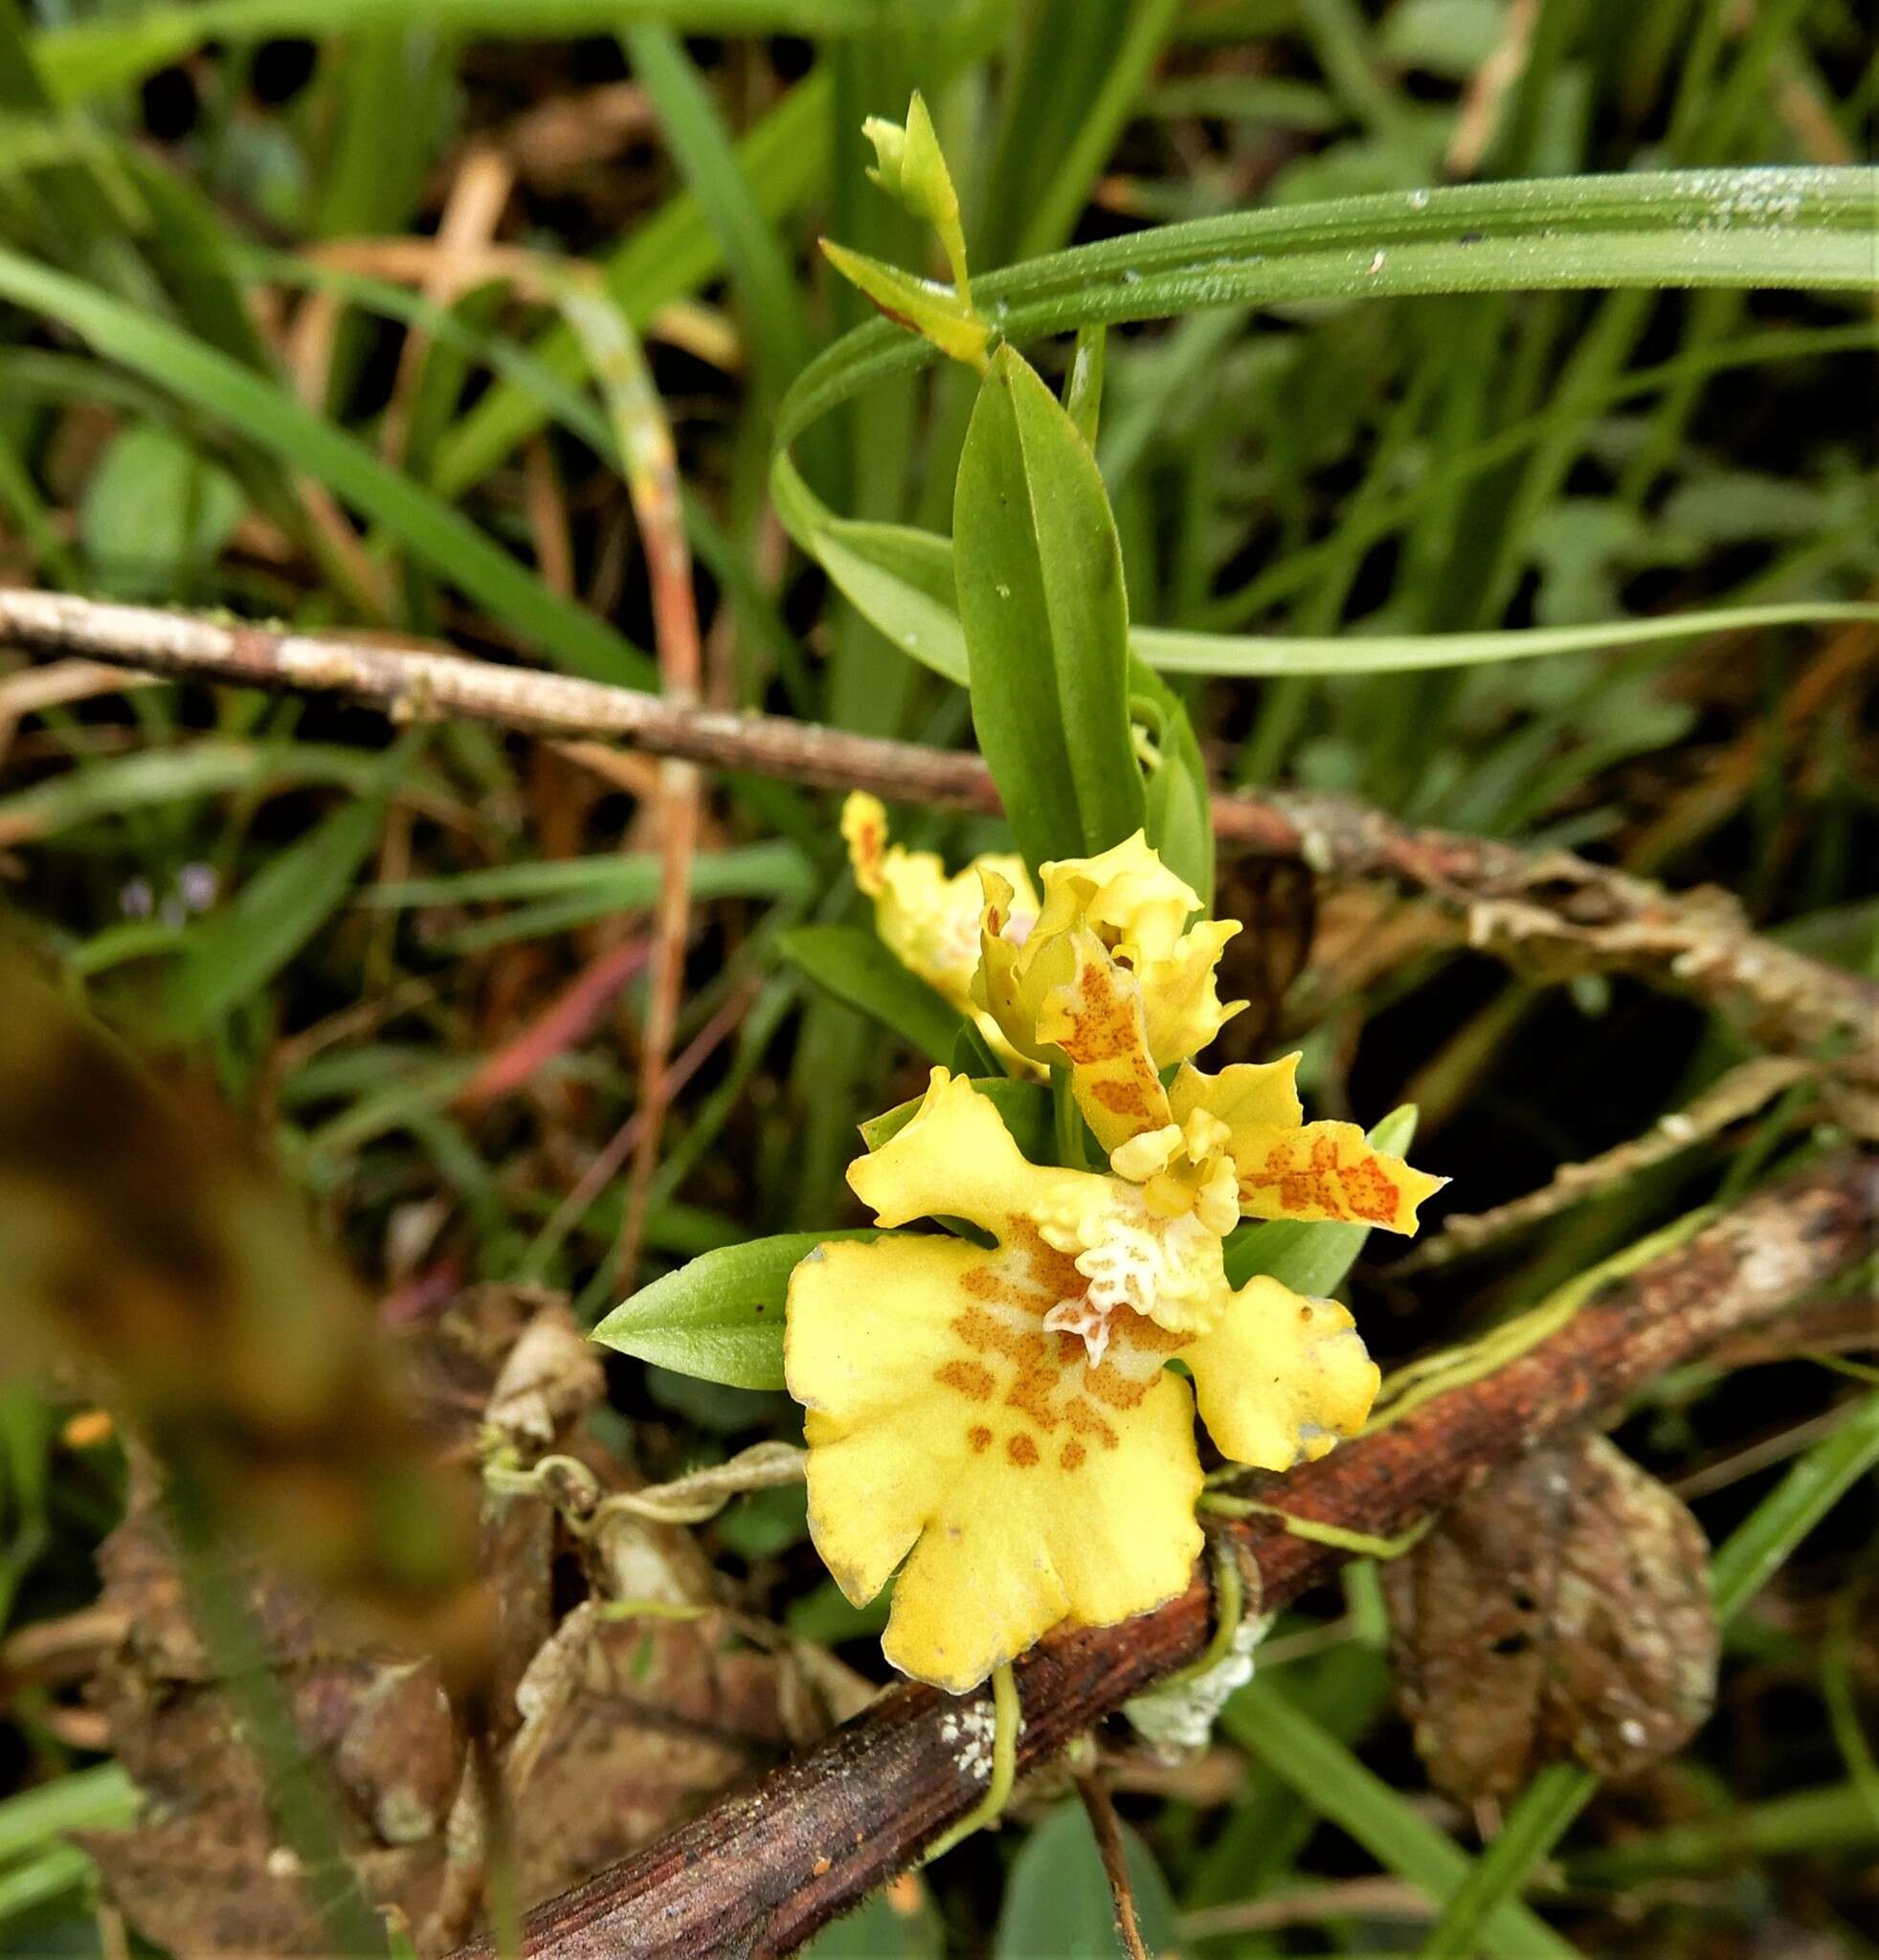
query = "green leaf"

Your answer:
(781, 171), (1877, 470)
(592, 1230), (886, 1391)
(1378, 0), (1510, 77)
(1222, 1681), (1579, 1960)
(768, 455), (969, 681)
(1709, 1389), (1879, 1625)
(1225, 1104), (1421, 1293)
(859, 1079), (1052, 1161)
(78, 420), (244, 599)
(34, 0), (885, 102)
(1128, 657), (1213, 905)
(434, 73), (831, 500)
(0, 1763), (139, 1863)
(779, 924), (971, 1065)
(770, 474), (1879, 682)
(619, 24), (813, 412)
(993, 1800), (1184, 1960)
(0, 245), (652, 685)
(1416, 1764), (1596, 1960)
(950, 1019), (1003, 1078)
(714, 1481), (809, 1559)
(0, 742), (390, 846)
(159, 746), (412, 1037)
(363, 840), (811, 909)
(954, 344), (1145, 873)
(786, 1574), (891, 1643)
